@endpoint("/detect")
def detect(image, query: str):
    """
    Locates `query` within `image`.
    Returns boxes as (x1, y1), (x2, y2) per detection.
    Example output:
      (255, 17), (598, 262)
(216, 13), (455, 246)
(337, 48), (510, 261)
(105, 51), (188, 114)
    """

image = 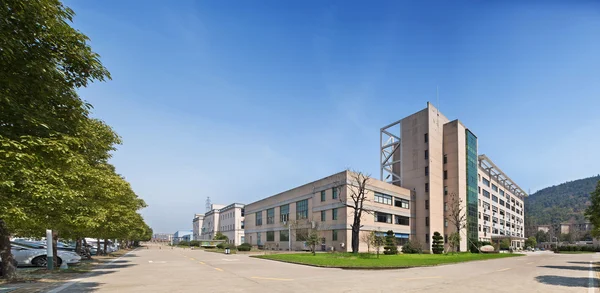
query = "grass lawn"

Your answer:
(555, 251), (599, 254)
(253, 252), (522, 268)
